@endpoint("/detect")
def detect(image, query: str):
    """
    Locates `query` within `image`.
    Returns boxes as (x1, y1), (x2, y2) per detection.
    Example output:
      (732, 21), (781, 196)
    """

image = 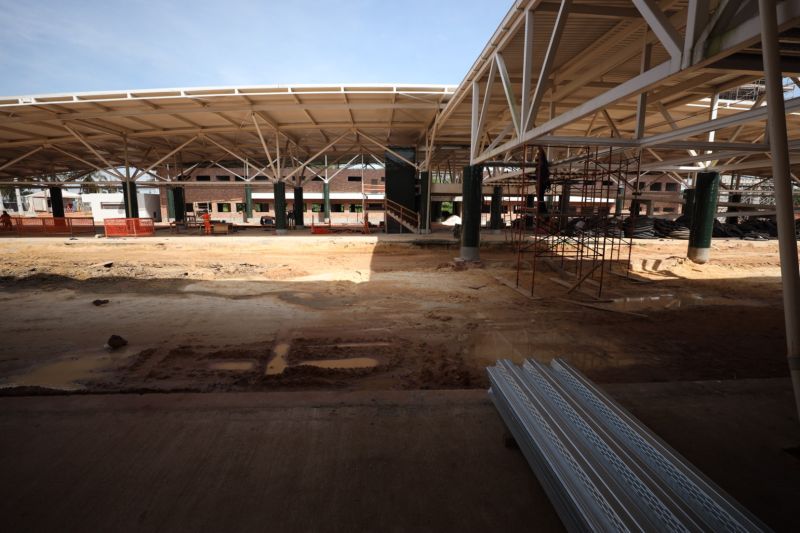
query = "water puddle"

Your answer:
(266, 342), (290, 375)
(609, 294), (682, 312)
(318, 342), (391, 349)
(298, 357), (379, 370)
(1, 350), (122, 390)
(608, 293), (769, 312)
(208, 361), (256, 371)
